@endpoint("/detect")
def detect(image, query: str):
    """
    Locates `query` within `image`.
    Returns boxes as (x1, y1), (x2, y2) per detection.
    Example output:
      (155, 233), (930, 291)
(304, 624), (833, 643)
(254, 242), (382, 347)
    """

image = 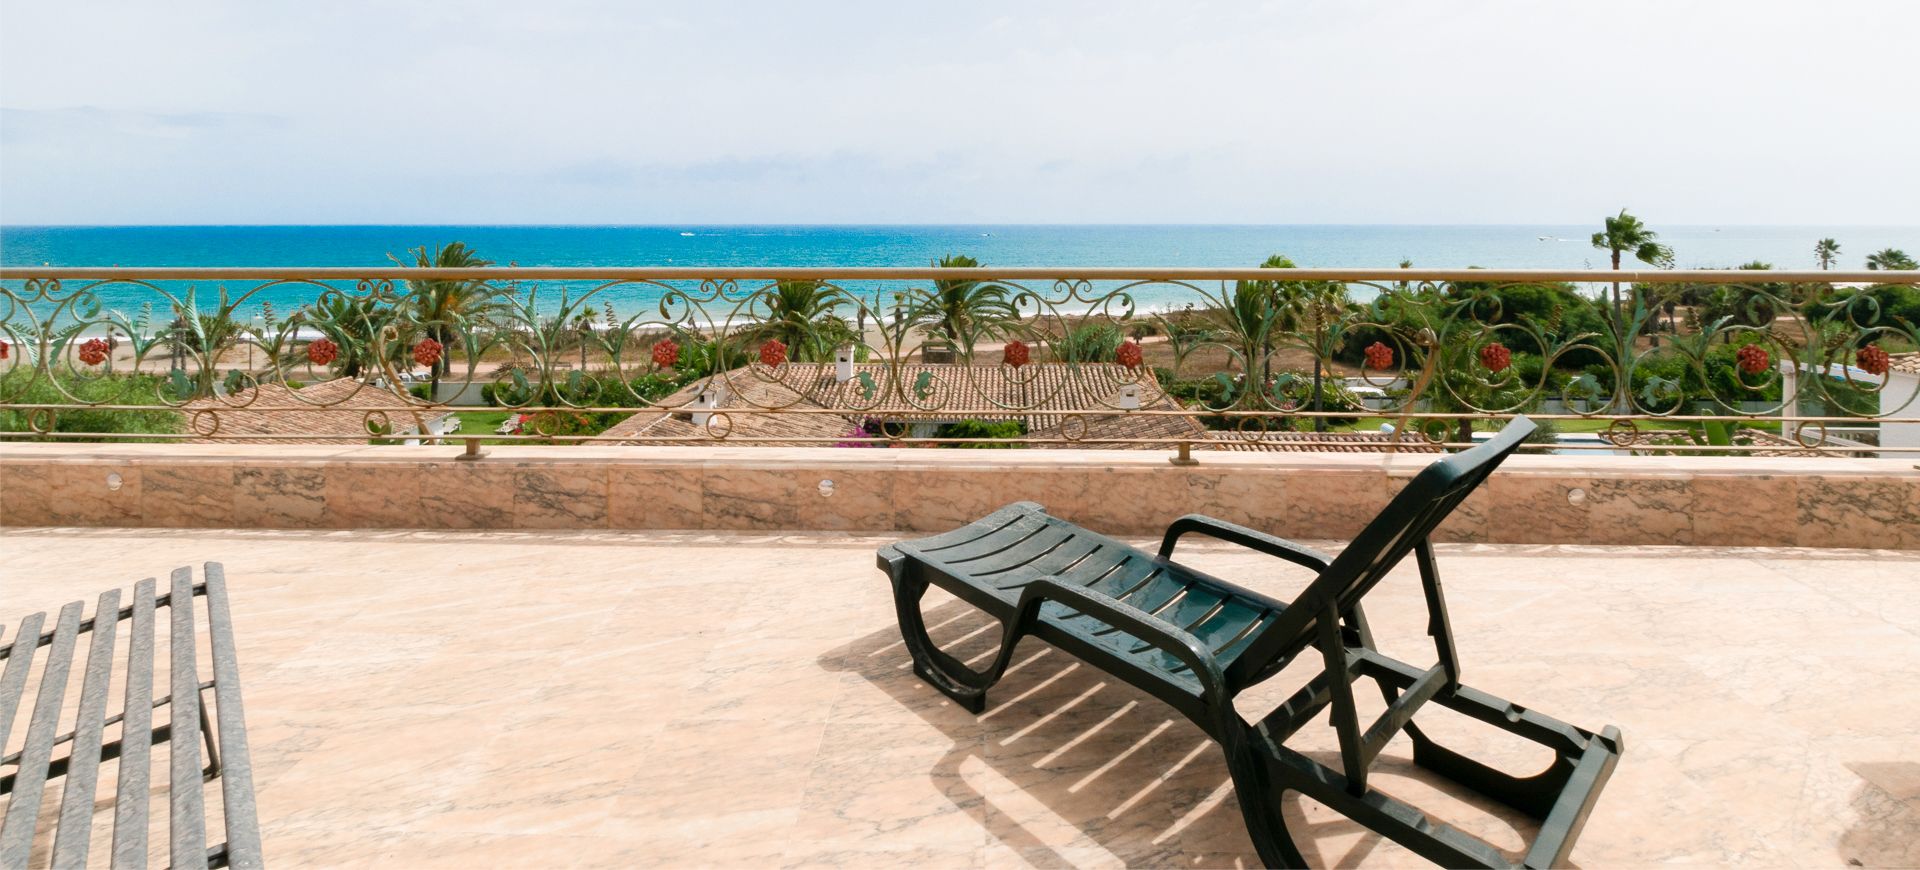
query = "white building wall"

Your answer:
(1881, 371), (1920, 454)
